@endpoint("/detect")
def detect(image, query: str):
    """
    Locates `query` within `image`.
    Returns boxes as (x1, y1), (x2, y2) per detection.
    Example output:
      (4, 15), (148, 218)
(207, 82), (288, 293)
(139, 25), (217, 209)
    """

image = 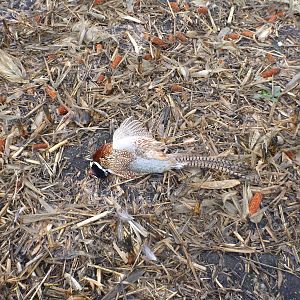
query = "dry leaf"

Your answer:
(190, 179), (241, 189)
(177, 64), (189, 80)
(0, 49), (28, 83)
(176, 32), (188, 43)
(217, 245), (256, 253)
(248, 192), (263, 215)
(282, 72), (300, 94)
(7, 90), (24, 101)
(113, 241), (129, 263)
(256, 25), (272, 42)
(266, 53), (276, 62)
(126, 31), (141, 54)
(295, 149), (300, 165)
(186, 31), (199, 38)
(284, 150), (296, 160)
(241, 67), (253, 85)
(242, 185), (251, 218)
(184, 3), (190, 10)
(97, 73), (105, 83)
(261, 67), (281, 78)
(72, 19), (118, 45)
(64, 273), (83, 290)
(222, 191), (241, 217)
(166, 33), (176, 43)
(85, 26), (103, 43)
(190, 68), (229, 78)
(249, 130), (261, 149)
(151, 36), (168, 48)
(45, 85), (57, 99)
(56, 105), (69, 115)
(111, 55), (123, 69)
(193, 201), (201, 215)
(170, 84), (183, 92)
(197, 6), (208, 14)
(224, 33), (240, 40)
(218, 27), (231, 39)
(250, 207), (267, 223)
(122, 15), (143, 23)
(32, 143), (49, 150)
(72, 18), (89, 44)
(33, 110), (45, 129)
(26, 86), (35, 94)
(96, 43), (104, 52)
(143, 54), (153, 61)
(190, 69), (211, 78)
(142, 244), (157, 261)
(241, 30), (255, 37)
(169, 2), (180, 13)
(276, 11), (285, 17)
(0, 95), (6, 104)
(0, 139), (5, 153)
(265, 14), (278, 23)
